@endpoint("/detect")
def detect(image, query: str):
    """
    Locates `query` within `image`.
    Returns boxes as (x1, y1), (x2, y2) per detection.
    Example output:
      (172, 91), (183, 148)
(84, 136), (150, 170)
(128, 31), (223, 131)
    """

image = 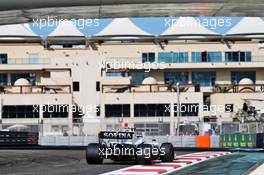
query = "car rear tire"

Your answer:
(136, 144), (153, 165)
(86, 143), (104, 164)
(160, 143), (174, 162)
